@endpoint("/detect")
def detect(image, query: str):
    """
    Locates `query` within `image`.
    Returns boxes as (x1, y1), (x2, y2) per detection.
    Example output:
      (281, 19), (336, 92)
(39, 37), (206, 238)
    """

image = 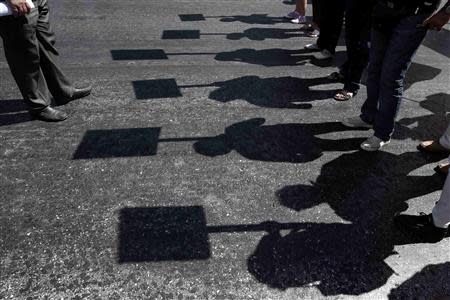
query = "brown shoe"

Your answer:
(434, 162), (449, 175)
(417, 140), (450, 154)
